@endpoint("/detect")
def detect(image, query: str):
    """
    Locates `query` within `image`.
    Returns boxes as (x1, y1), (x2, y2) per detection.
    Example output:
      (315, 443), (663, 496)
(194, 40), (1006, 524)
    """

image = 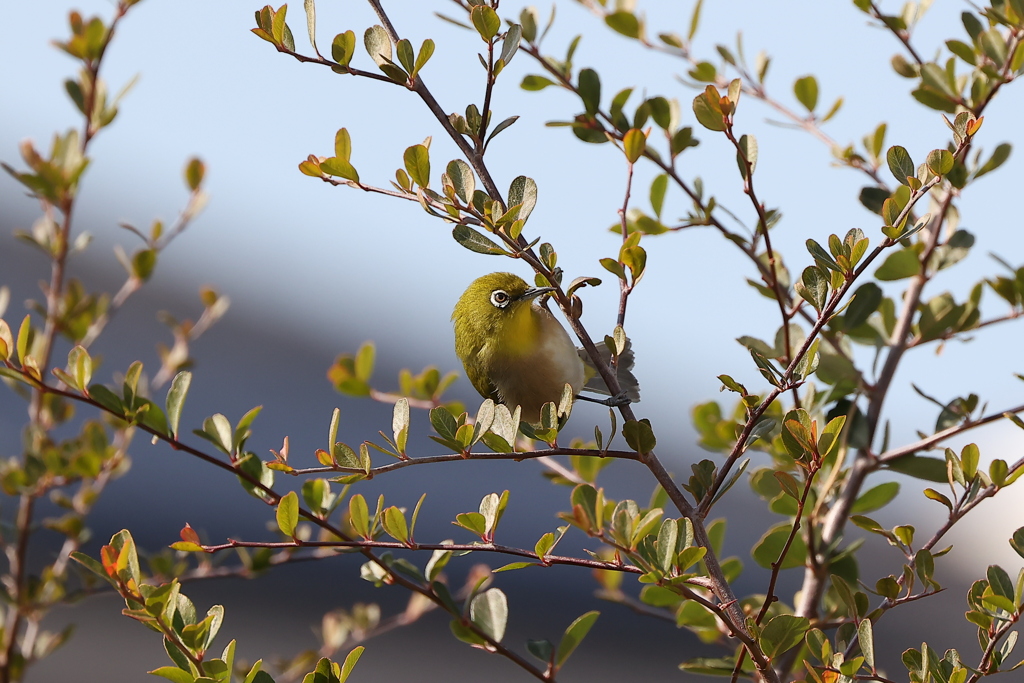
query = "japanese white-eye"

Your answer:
(452, 272), (639, 423)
